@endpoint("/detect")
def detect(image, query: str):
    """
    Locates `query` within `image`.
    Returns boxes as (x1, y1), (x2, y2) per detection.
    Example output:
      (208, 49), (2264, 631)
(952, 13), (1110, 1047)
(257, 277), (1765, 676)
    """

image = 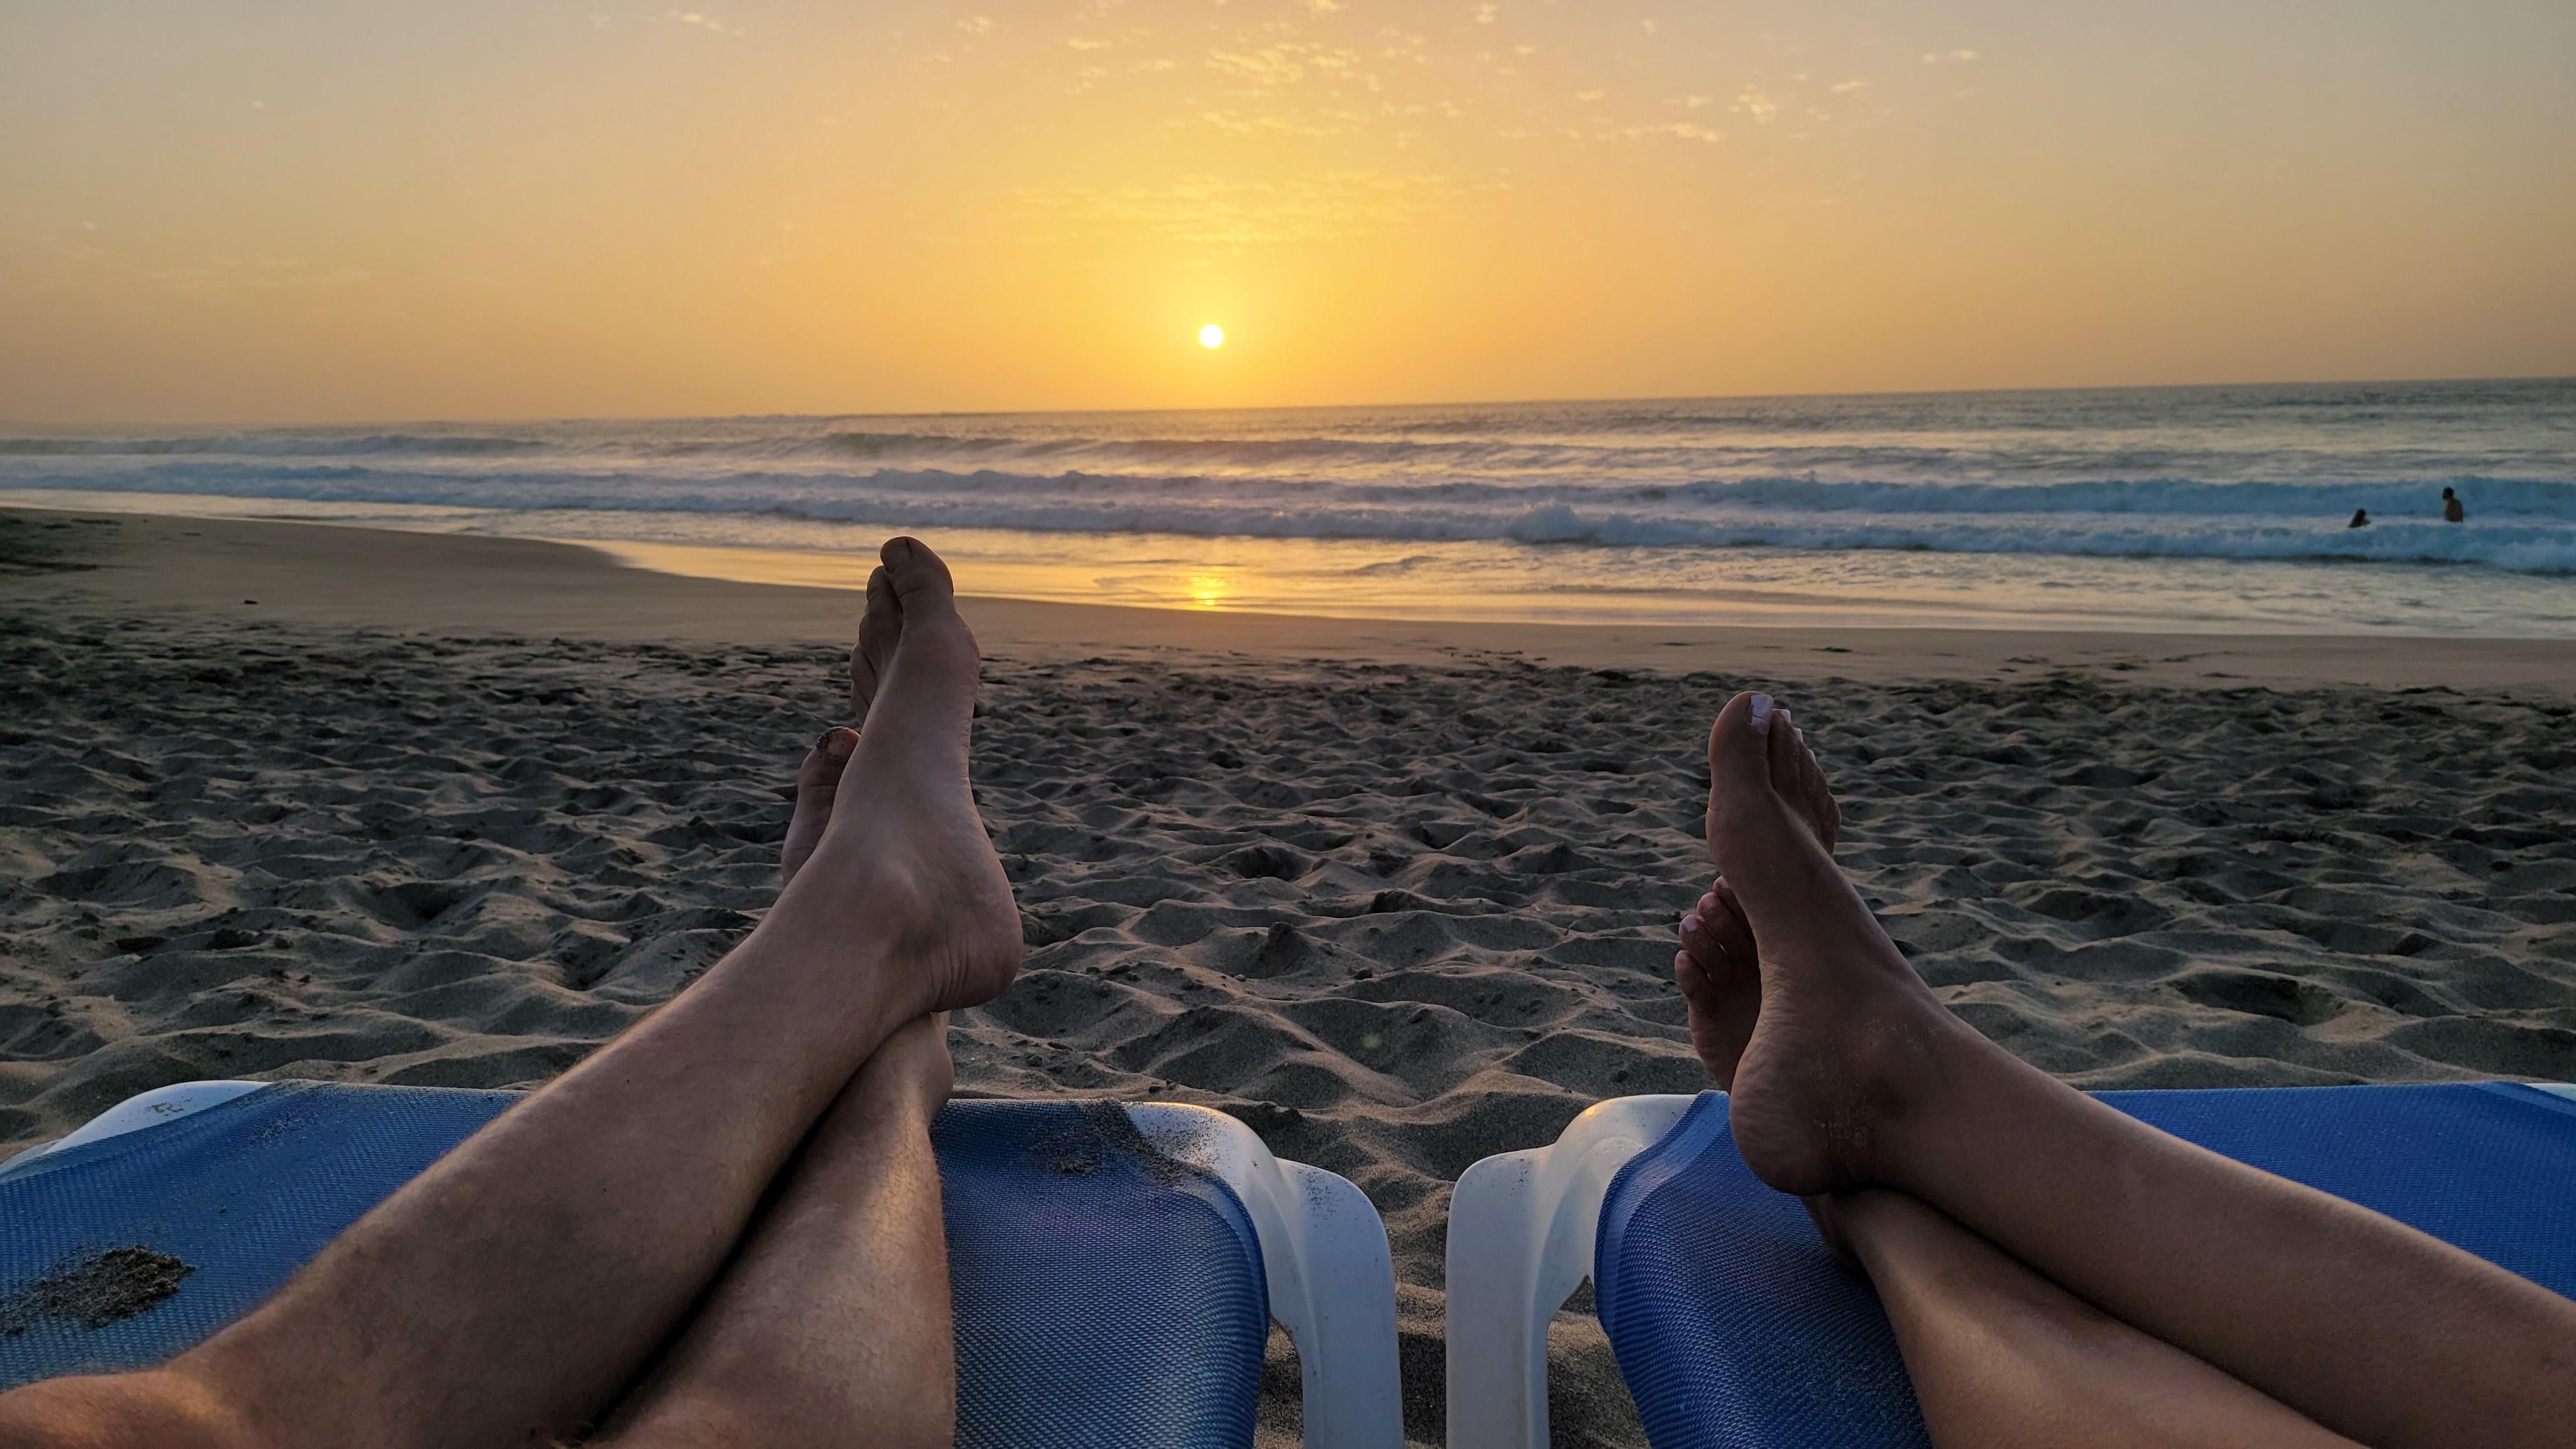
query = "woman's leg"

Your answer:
(1683, 691), (2576, 1449)
(601, 1015), (958, 1449)
(1821, 1189), (2358, 1449)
